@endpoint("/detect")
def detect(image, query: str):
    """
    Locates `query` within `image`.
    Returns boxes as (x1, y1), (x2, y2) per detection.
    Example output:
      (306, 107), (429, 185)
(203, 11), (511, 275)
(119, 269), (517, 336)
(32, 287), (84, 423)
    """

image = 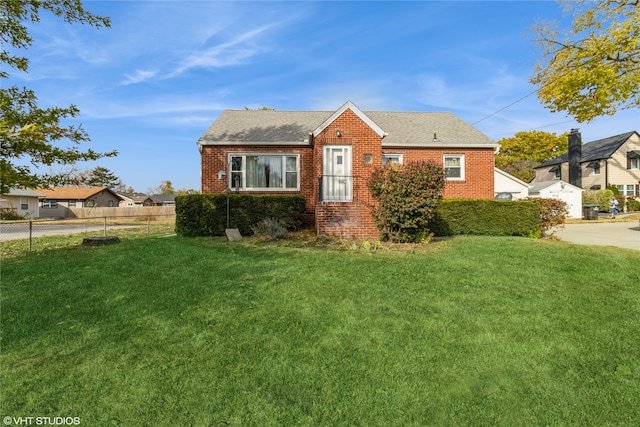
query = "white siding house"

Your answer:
(528, 181), (584, 219)
(494, 168), (530, 200)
